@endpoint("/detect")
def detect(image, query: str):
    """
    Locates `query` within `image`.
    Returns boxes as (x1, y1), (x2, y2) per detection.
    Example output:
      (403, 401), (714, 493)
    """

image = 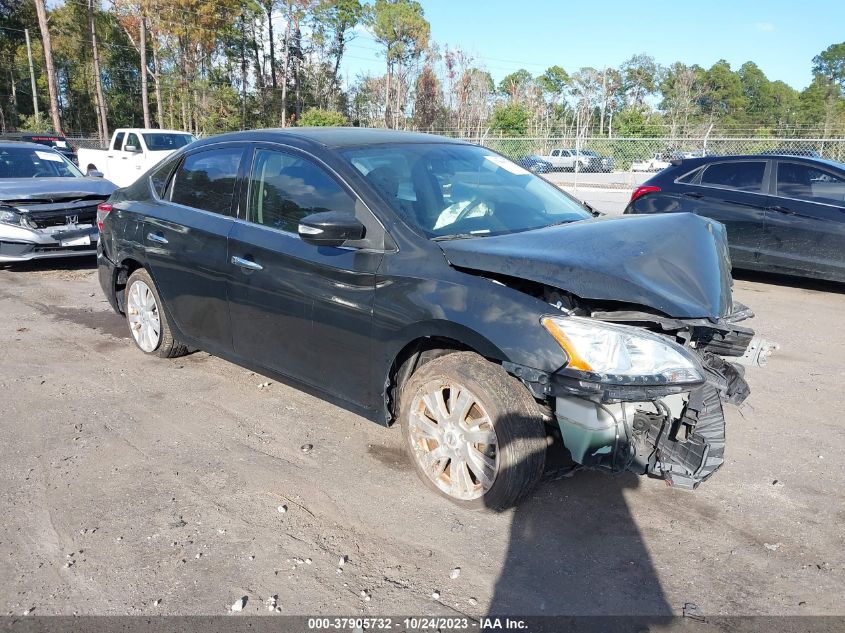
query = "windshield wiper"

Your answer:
(431, 232), (489, 242)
